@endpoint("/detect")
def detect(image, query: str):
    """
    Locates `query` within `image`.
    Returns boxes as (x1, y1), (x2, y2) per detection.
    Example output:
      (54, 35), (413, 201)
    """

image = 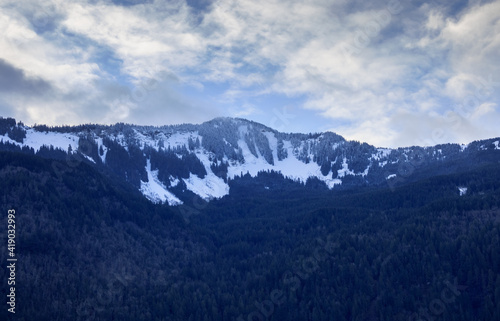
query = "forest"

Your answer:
(0, 150), (499, 321)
